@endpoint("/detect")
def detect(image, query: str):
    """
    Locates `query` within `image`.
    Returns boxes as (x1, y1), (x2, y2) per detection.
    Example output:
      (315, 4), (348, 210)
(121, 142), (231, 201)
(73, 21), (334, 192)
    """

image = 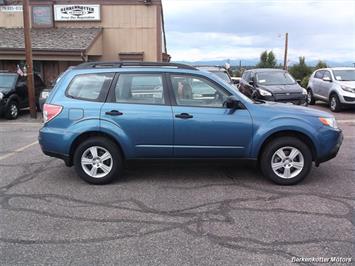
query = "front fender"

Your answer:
(251, 116), (321, 158)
